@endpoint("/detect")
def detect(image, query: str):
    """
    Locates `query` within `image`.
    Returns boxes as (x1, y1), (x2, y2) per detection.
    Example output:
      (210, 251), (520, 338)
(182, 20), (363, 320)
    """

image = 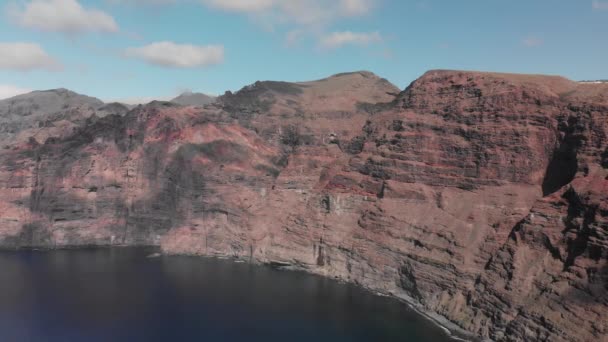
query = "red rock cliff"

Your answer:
(0, 70), (606, 341)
